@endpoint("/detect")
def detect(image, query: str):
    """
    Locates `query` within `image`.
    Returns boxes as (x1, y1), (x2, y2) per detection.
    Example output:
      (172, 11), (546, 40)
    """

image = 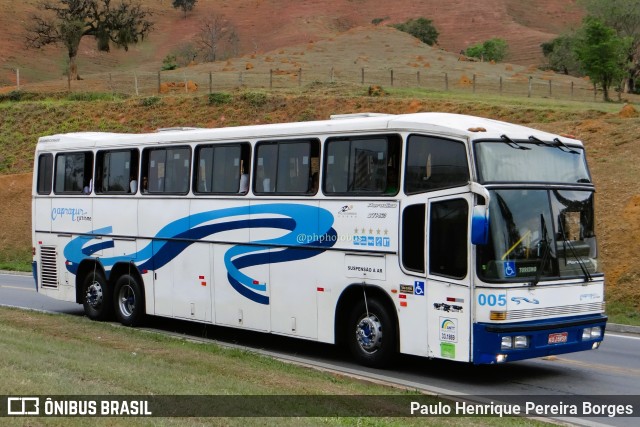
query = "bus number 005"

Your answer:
(478, 294), (506, 306)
